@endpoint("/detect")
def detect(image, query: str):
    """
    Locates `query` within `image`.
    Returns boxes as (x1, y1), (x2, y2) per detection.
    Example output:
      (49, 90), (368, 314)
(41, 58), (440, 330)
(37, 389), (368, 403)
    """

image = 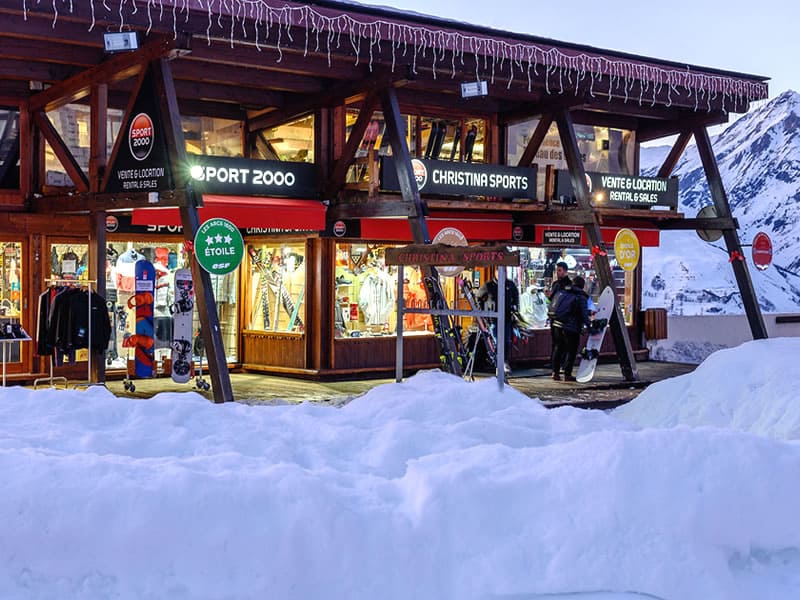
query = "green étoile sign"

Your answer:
(193, 218), (244, 275)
